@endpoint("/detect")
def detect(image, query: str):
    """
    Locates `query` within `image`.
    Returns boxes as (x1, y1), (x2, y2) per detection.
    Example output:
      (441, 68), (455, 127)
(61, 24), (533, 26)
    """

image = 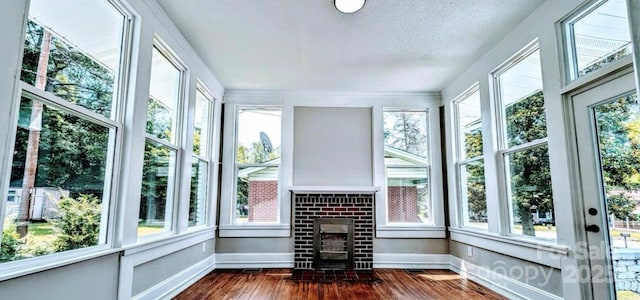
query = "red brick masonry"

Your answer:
(293, 193), (374, 270)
